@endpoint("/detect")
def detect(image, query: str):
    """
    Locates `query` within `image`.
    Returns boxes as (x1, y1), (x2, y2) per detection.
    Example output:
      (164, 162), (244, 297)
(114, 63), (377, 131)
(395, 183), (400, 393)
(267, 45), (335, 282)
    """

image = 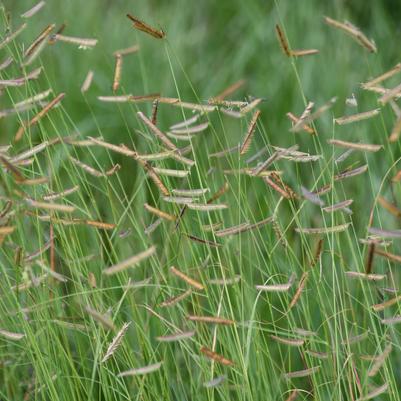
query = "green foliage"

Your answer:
(1, 1), (401, 400)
